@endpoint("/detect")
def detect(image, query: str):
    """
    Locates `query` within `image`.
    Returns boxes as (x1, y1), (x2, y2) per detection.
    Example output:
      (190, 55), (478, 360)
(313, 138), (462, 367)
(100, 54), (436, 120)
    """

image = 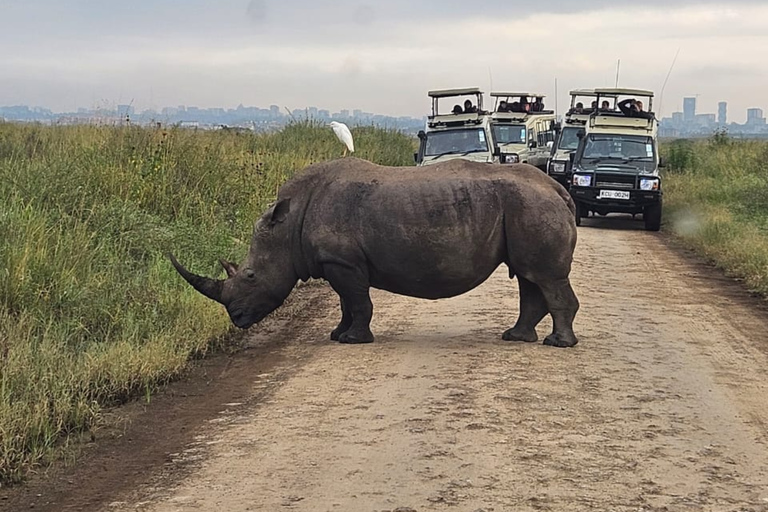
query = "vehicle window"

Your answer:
(558, 127), (582, 150)
(583, 135), (655, 160)
(492, 124), (526, 144)
(424, 128), (489, 156)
